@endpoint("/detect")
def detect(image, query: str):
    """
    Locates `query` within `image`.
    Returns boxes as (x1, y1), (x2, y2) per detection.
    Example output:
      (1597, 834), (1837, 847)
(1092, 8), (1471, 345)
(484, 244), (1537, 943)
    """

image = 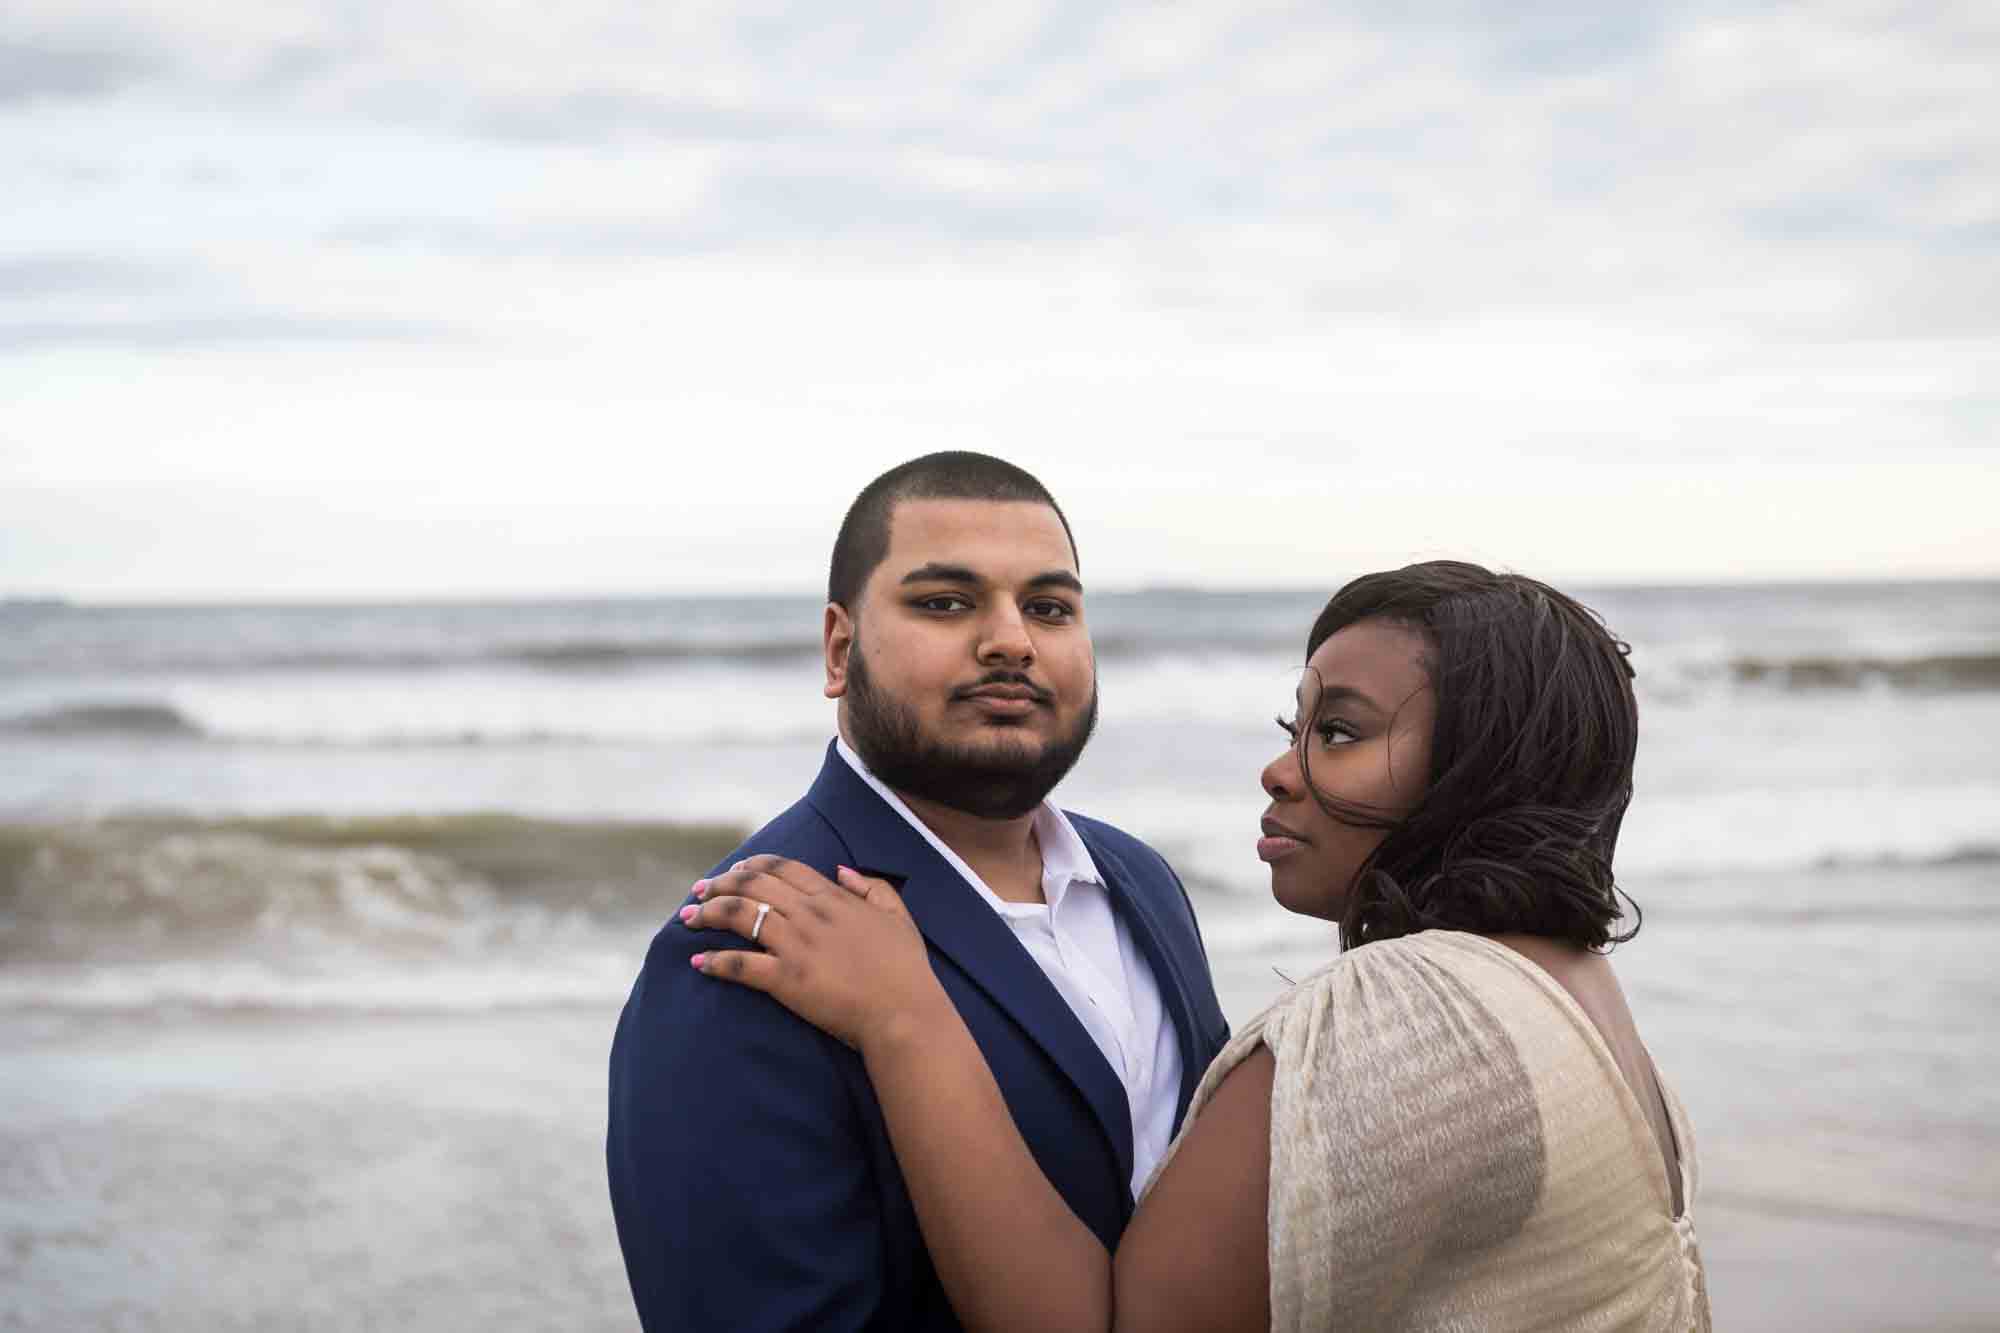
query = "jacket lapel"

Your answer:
(1078, 828), (1210, 1128)
(804, 746), (1136, 1191)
